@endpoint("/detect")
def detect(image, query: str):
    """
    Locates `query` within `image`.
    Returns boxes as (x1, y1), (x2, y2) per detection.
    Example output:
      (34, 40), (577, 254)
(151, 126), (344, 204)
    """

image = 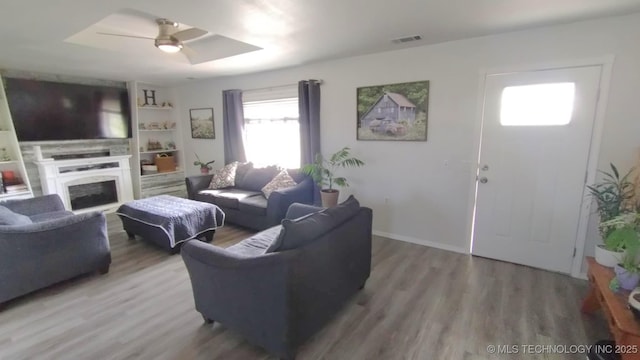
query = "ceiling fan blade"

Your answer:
(173, 27), (207, 41)
(97, 32), (155, 40)
(182, 45), (198, 62)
